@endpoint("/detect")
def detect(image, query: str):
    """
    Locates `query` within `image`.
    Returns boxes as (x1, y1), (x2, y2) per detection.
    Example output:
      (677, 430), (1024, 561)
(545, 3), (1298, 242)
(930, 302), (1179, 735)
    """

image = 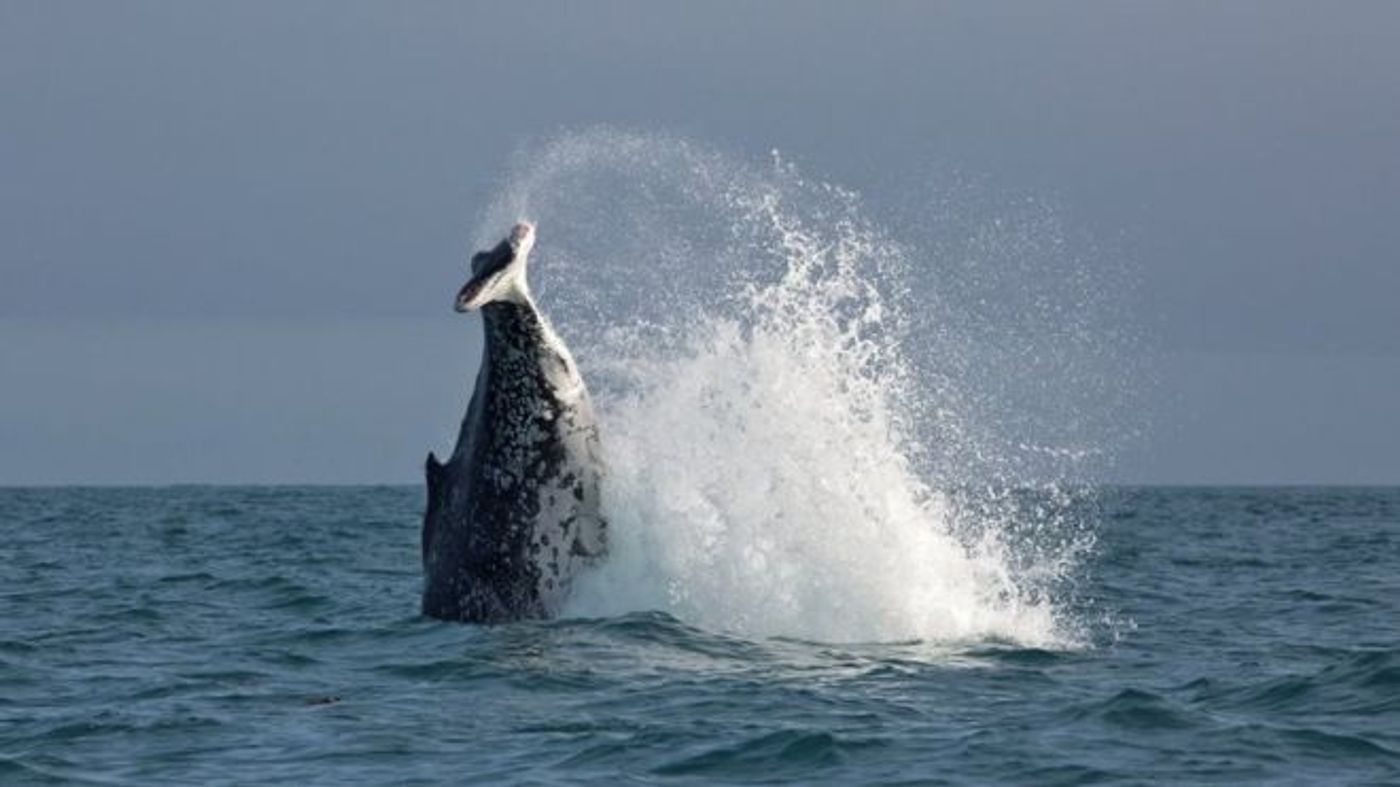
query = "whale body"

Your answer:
(421, 222), (606, 622)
